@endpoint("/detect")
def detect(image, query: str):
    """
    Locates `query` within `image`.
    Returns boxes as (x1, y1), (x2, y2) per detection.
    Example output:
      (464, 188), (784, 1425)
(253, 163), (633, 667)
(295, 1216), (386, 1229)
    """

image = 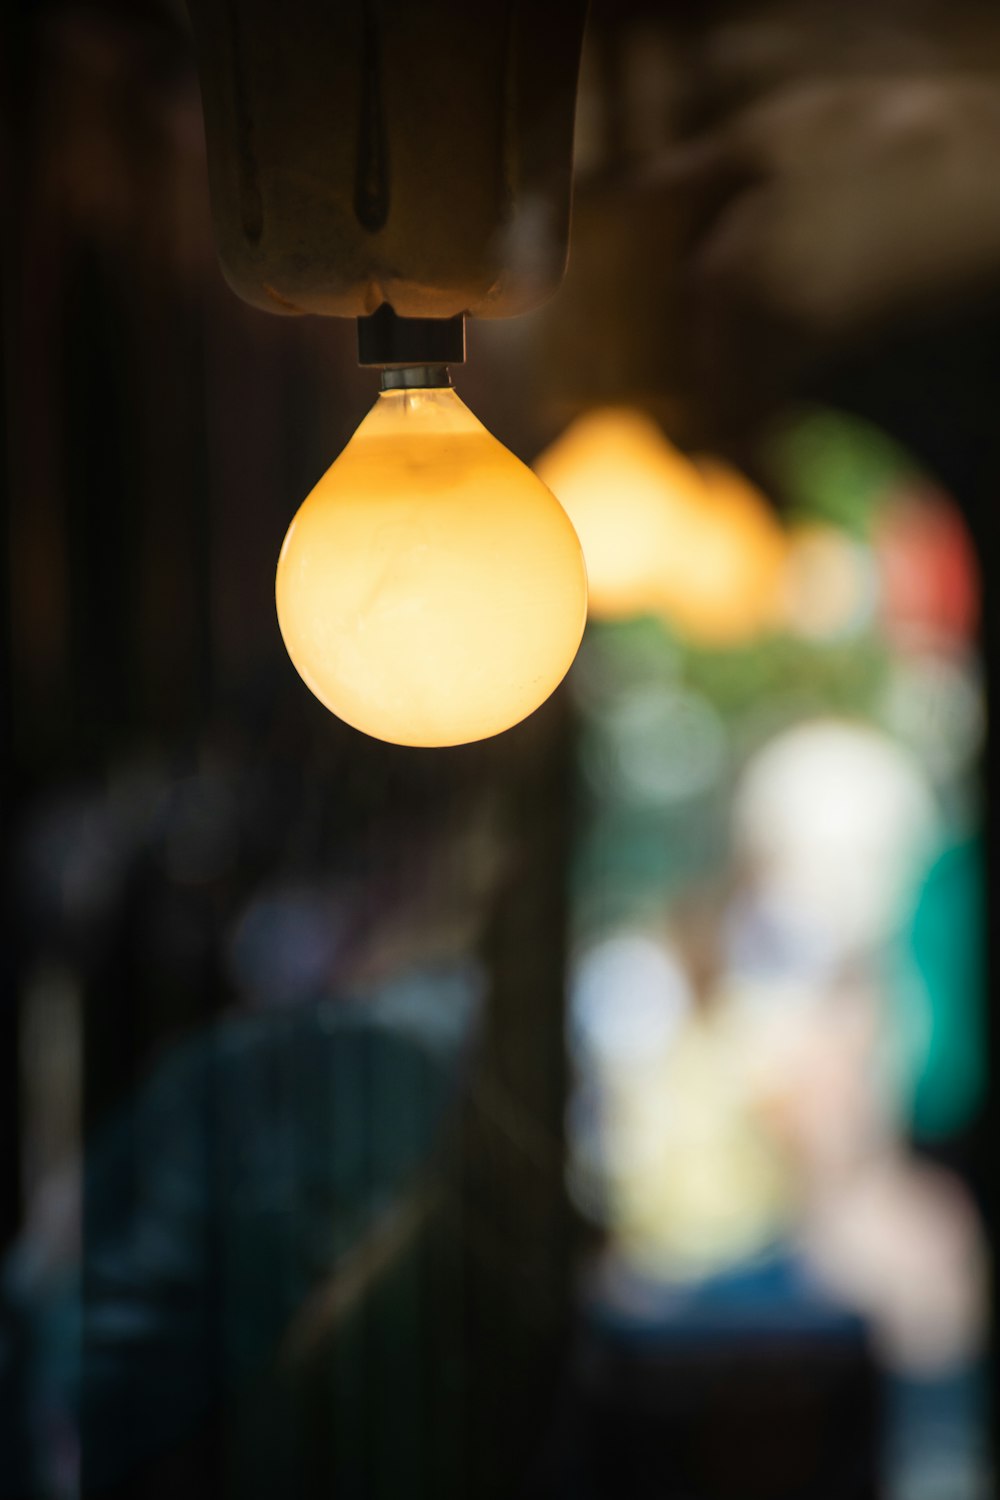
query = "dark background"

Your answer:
(1, 1), (996, 1496)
